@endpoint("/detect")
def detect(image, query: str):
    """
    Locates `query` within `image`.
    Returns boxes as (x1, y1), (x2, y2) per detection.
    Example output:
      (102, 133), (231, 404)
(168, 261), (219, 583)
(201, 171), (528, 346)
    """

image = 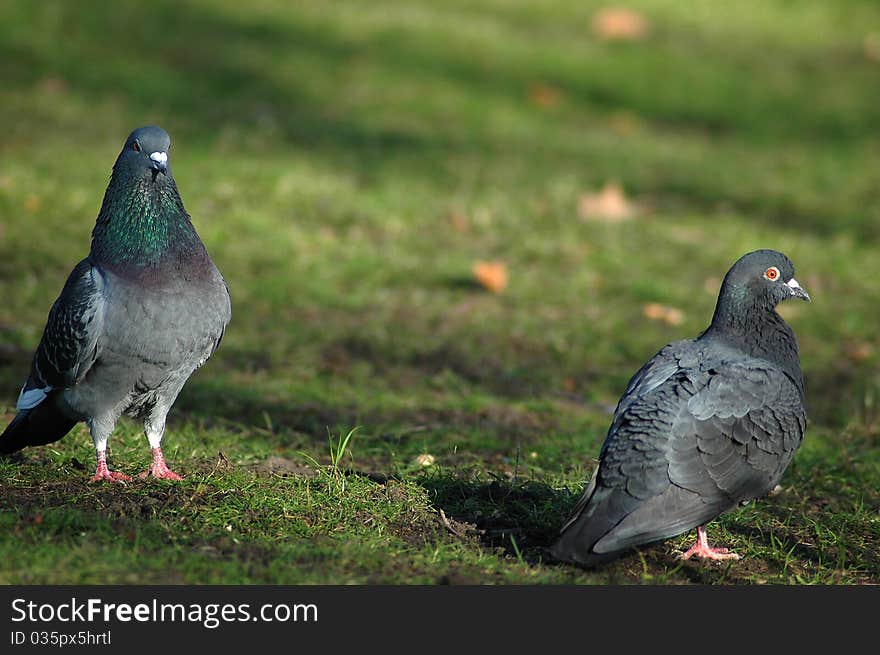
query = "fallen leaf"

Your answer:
(472, 261), (508, 293)
(24, 195), (42, 213)
(865, 34), (880, 62)
(845, 341), (874, 363)
(528, 82), (562, 109)
(449, 211), (469, 233)
(415, 454), (436, 467)
(36, 76), (67, 95)
(592, 7), (649, 41)
(578, 182), (637, 223)
(643, 302), (685, 326)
